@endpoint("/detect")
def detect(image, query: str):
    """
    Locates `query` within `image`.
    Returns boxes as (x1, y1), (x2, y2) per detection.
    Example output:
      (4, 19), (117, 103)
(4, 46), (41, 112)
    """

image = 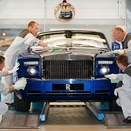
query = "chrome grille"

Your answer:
(43, 60), (93, 79)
